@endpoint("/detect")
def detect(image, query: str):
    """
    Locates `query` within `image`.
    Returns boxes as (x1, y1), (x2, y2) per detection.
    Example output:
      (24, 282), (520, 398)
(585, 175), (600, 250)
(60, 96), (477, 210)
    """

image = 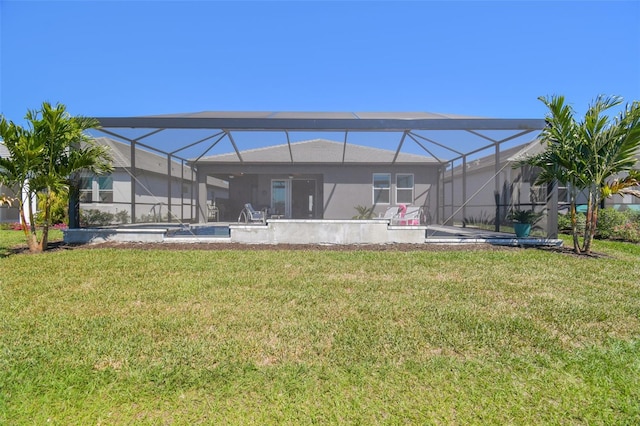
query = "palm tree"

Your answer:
(0, 102), (113, 252)
(0, 118), (44, 249)
(521, 95), (640, 254)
